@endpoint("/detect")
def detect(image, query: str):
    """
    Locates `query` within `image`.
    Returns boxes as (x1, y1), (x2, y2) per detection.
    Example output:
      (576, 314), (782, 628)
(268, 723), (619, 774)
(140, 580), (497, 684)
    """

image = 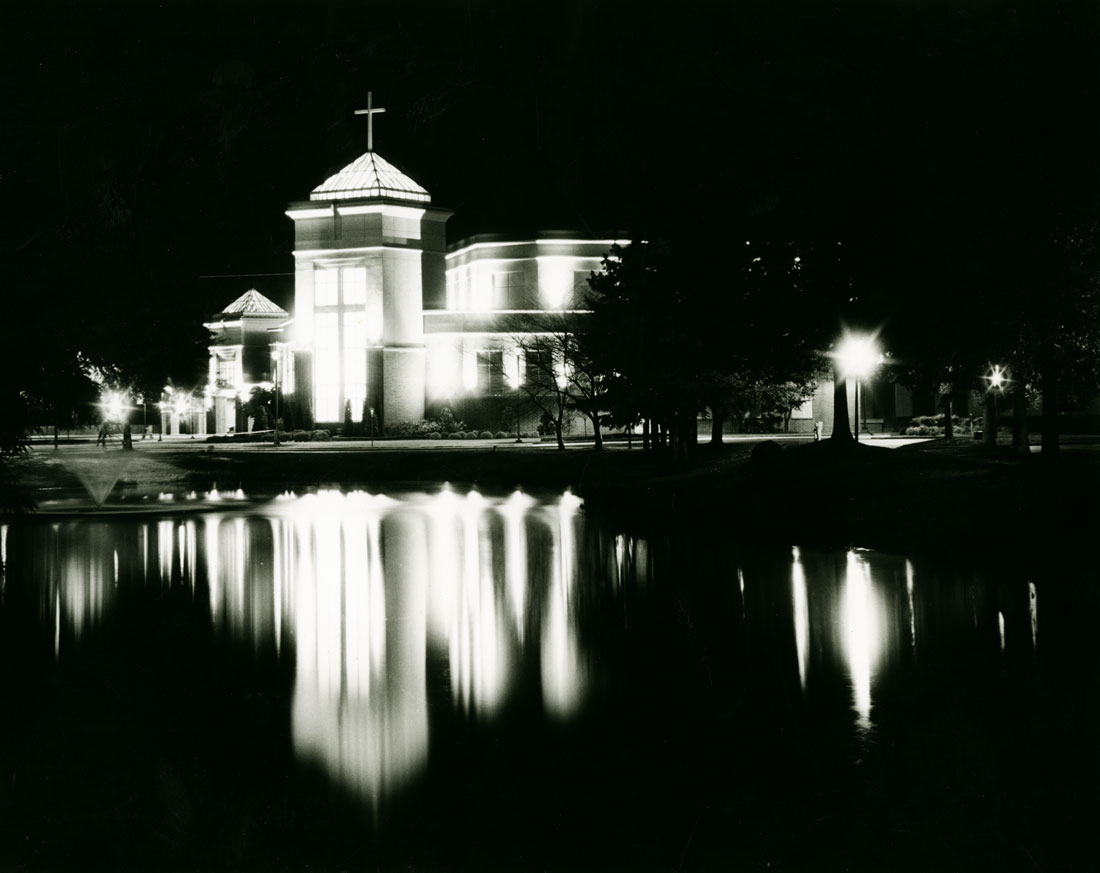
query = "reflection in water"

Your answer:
(1029, 581), (1038, 651)
(18, 498), (1044, 809)
(791, 547), (809, 690)
(541, 492), (585, 718)
(905, 559), (917, 658)
(844, 551), (880, 729)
